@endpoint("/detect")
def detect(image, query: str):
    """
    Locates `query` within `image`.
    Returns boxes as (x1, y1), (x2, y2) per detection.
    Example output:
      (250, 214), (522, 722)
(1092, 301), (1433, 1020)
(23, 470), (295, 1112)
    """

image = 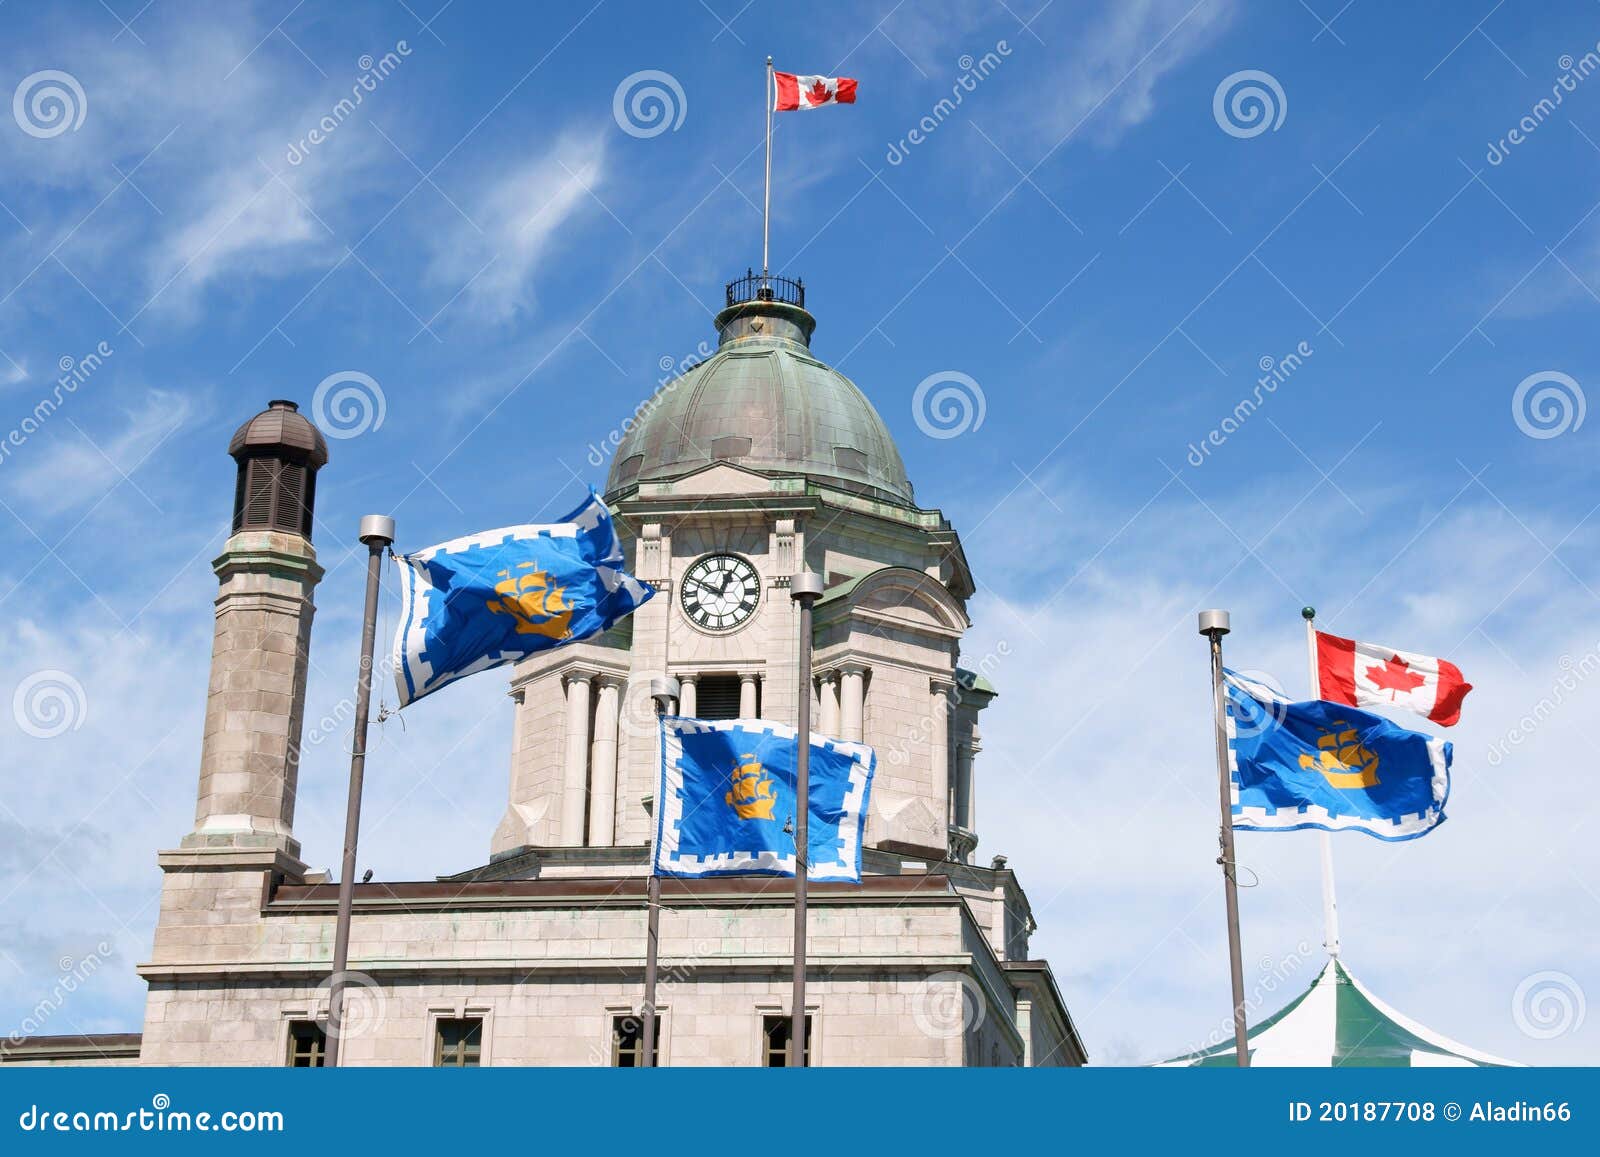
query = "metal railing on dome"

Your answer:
(725, 270), (805, 309)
